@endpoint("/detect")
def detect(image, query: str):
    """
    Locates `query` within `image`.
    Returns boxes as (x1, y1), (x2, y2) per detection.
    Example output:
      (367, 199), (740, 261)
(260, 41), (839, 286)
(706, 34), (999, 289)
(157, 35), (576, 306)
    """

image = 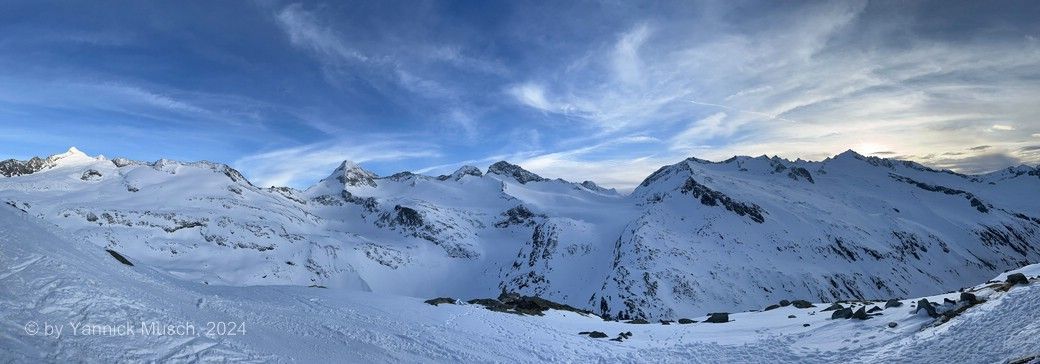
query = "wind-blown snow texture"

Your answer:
(2, 148), (1039, 322)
